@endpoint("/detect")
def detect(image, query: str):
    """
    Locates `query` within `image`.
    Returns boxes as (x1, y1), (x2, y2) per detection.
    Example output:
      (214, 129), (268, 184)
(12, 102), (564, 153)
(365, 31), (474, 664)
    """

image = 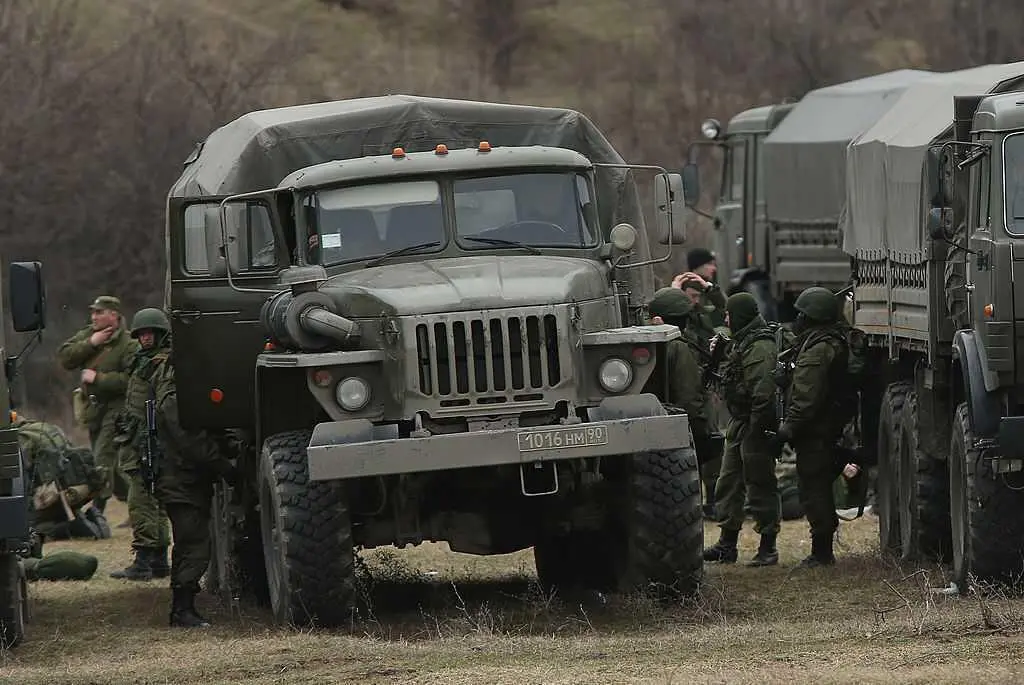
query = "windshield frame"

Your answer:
(451, 170), (601, 251)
